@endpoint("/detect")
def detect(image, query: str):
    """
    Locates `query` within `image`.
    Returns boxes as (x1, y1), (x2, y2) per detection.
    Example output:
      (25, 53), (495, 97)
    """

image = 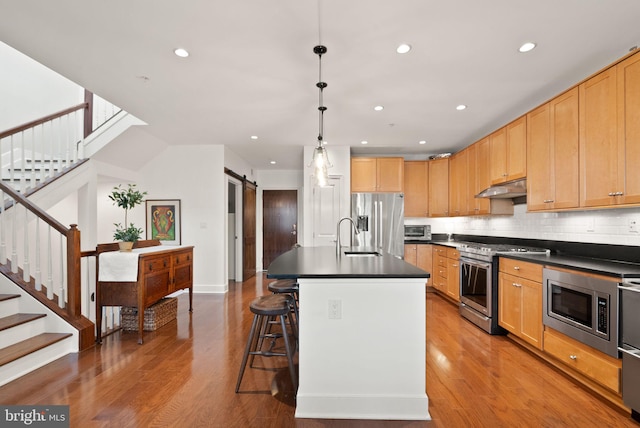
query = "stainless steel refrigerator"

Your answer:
(351, 193), (405, 259)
